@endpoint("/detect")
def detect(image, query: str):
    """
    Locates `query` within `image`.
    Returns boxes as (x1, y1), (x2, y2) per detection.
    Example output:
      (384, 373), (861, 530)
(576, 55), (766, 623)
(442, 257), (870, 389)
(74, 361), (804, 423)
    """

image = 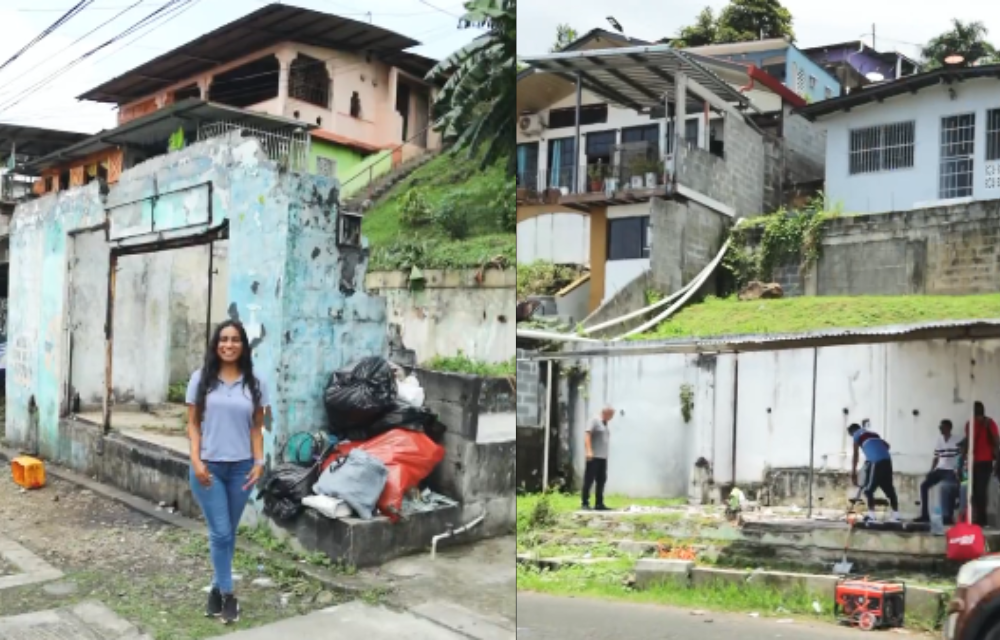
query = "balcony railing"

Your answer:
(516, 162), (671, 198)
